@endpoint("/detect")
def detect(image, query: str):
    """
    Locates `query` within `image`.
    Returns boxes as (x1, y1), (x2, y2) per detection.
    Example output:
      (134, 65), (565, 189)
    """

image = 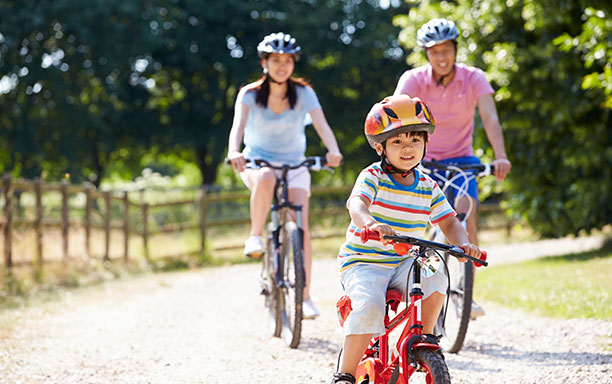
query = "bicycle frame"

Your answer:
(419, 161), (493, 354)
(268, 164), (304, 287)
(245, 157), (329, 349)
(338, 227), (487, 383)
(355, 250), (441, 383)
